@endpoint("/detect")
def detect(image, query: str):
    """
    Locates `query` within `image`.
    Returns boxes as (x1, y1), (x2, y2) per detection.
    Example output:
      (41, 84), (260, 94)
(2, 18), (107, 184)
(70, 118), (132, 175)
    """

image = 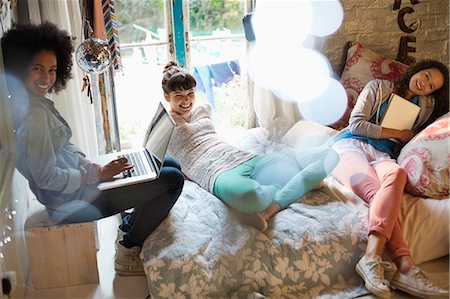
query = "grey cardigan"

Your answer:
(346, 79), (435, 139)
